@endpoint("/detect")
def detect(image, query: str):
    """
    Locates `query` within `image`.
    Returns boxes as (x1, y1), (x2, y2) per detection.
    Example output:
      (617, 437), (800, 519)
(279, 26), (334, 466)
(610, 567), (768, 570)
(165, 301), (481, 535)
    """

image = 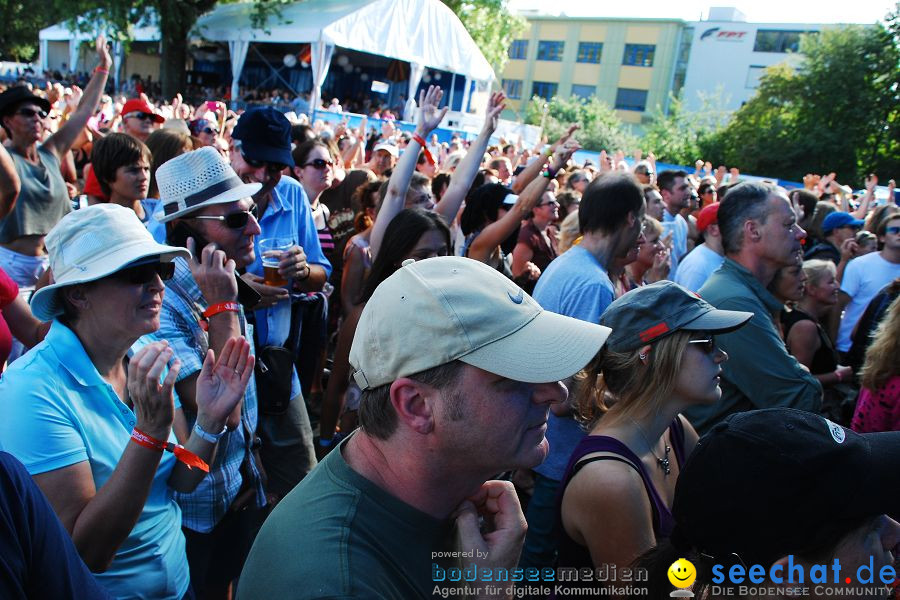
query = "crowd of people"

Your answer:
(0, 34), (898, 600)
